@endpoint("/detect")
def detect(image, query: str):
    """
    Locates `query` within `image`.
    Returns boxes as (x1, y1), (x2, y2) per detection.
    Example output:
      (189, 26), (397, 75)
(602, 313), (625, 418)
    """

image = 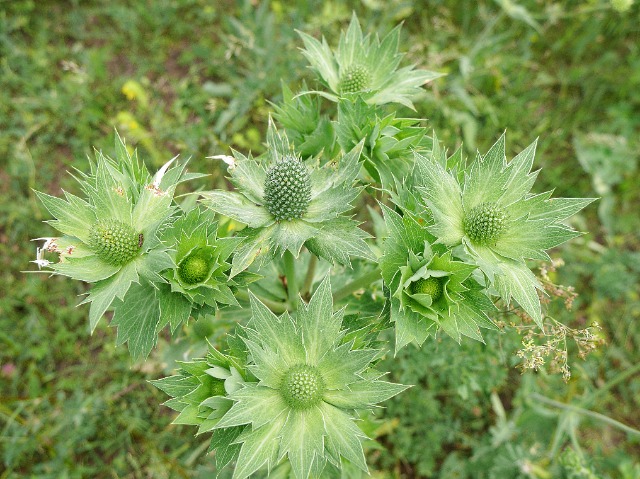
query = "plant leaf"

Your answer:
(110, 280), (161, 360)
